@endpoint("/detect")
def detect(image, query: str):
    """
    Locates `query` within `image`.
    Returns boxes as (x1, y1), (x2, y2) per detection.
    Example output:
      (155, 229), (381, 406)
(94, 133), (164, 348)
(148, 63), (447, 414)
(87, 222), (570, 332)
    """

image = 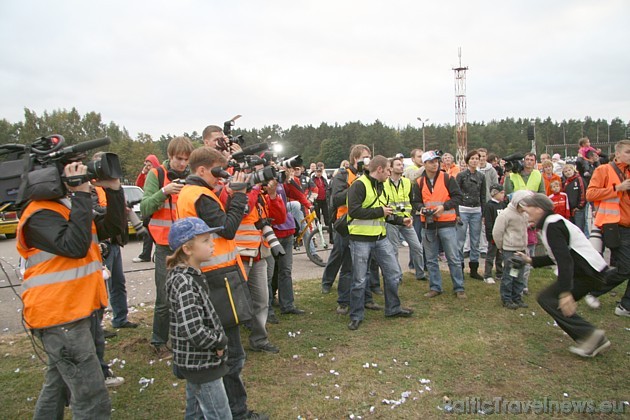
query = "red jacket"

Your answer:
(284, 176), (315, 209)
(549, 192), (570, 219)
